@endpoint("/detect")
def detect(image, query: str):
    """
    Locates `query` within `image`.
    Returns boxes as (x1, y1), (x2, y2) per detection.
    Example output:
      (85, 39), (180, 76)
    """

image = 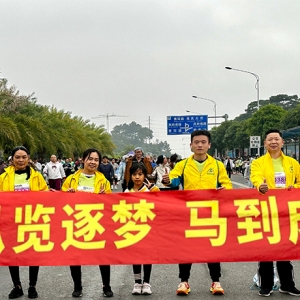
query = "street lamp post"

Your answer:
(225, 66), (260, 110)
(192, 96), (217, 129)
